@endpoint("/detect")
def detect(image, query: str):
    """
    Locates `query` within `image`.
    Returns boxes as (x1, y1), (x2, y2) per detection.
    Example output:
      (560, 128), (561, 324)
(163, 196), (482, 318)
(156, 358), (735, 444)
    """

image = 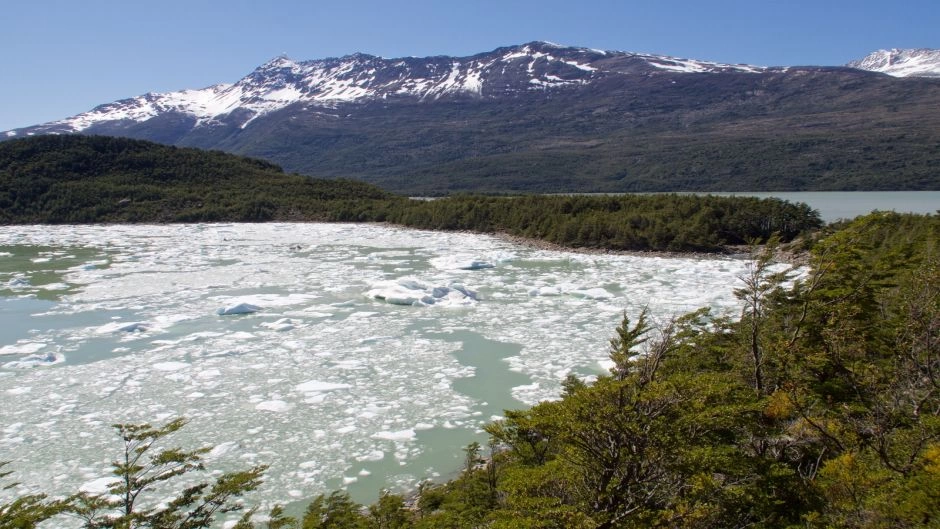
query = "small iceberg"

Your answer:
(571, 287), (614, 300)
(2, 351), (65, 369)
(96, 321), (150, 334)
(366, 278), (478, 307)
(216, 303), (262, 316)
(260, 318), (298, 332)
